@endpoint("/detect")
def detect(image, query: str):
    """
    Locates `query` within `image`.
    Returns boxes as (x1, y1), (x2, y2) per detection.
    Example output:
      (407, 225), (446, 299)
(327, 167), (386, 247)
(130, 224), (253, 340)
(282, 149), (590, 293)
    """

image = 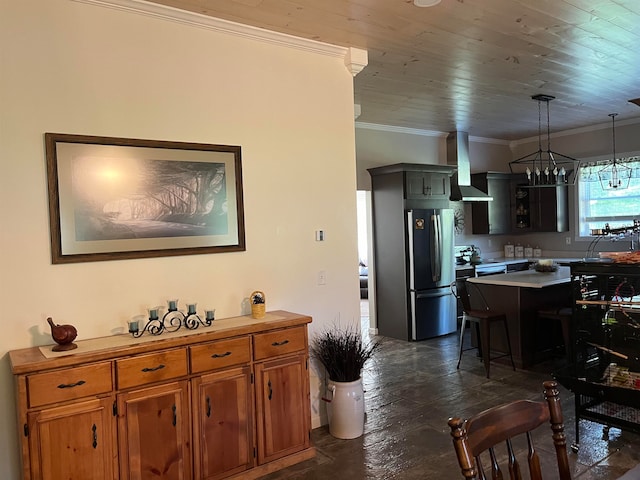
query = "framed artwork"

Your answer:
(45, 133), (245, 264)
